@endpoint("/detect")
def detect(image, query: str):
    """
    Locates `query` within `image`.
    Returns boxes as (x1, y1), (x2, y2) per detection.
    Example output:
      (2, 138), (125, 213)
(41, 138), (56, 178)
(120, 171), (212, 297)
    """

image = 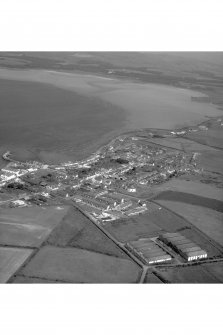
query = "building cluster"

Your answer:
(72, 189), (147, 222)
(0, 132), (199, 211)
(125, 232), (208, 265)
(158, 232), (208, 262)
(126, 238), (172, 265)
(75, 135), (198, 194)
